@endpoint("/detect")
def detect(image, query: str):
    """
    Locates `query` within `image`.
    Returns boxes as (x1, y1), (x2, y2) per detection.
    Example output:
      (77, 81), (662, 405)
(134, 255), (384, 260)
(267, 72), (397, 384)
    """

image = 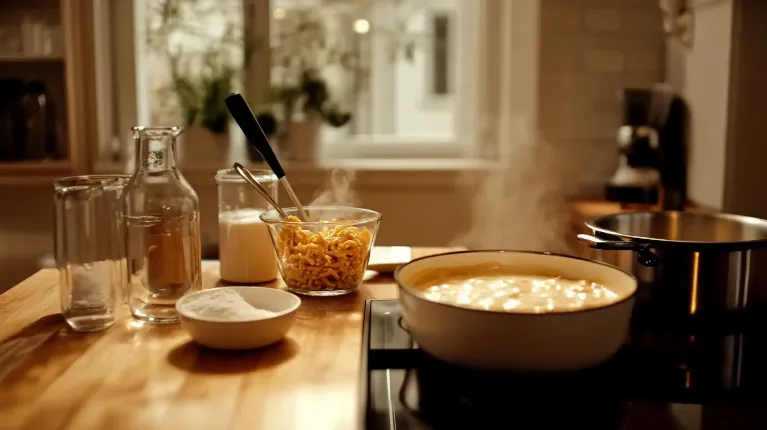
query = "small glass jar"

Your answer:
(216, 168), (280, 284)
(54, 174), (131, 332)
